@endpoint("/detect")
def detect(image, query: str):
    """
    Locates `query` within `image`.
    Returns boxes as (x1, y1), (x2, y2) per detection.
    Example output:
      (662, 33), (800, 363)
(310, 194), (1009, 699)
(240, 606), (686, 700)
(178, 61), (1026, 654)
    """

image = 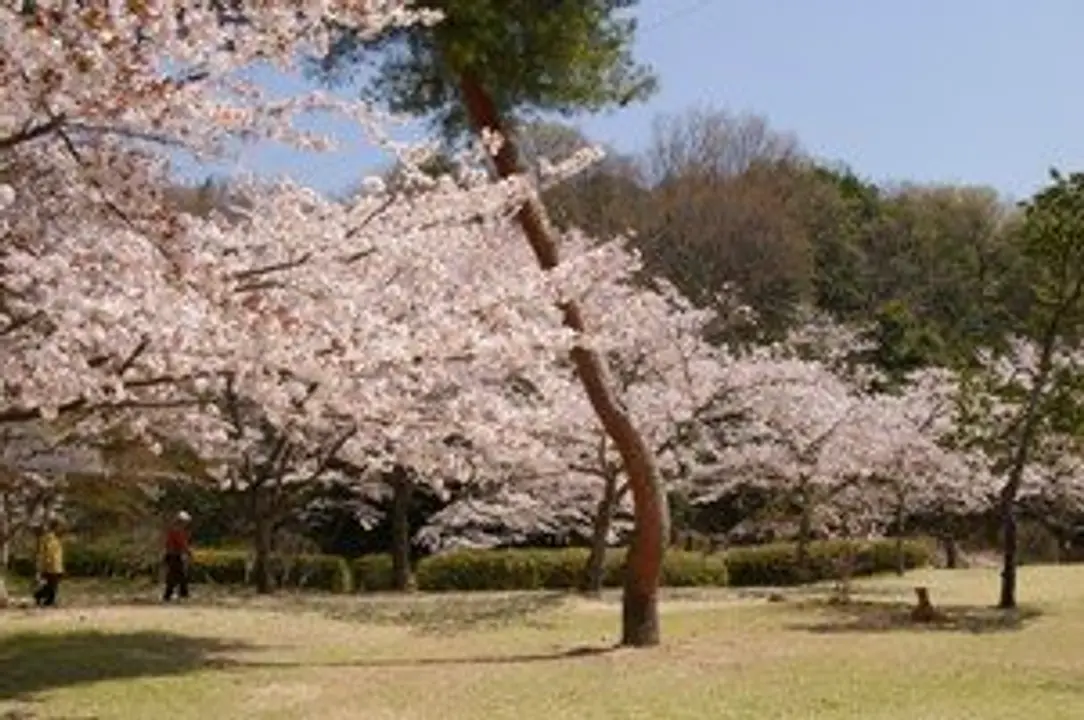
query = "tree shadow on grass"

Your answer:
(0, 630), (252, 702)
(310, 591), (571, 636)
(788, 599), (1044, 635)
